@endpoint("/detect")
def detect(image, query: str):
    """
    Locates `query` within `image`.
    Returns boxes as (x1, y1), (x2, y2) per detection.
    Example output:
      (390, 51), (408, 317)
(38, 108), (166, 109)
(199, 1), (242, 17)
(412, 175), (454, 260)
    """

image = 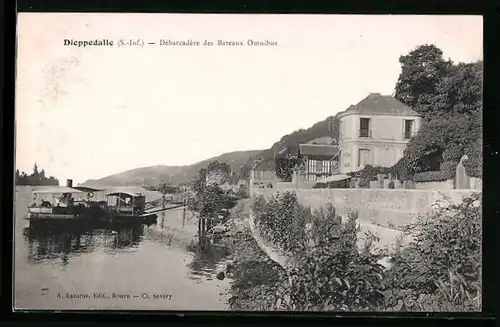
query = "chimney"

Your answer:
(66, 179), (73, 187)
